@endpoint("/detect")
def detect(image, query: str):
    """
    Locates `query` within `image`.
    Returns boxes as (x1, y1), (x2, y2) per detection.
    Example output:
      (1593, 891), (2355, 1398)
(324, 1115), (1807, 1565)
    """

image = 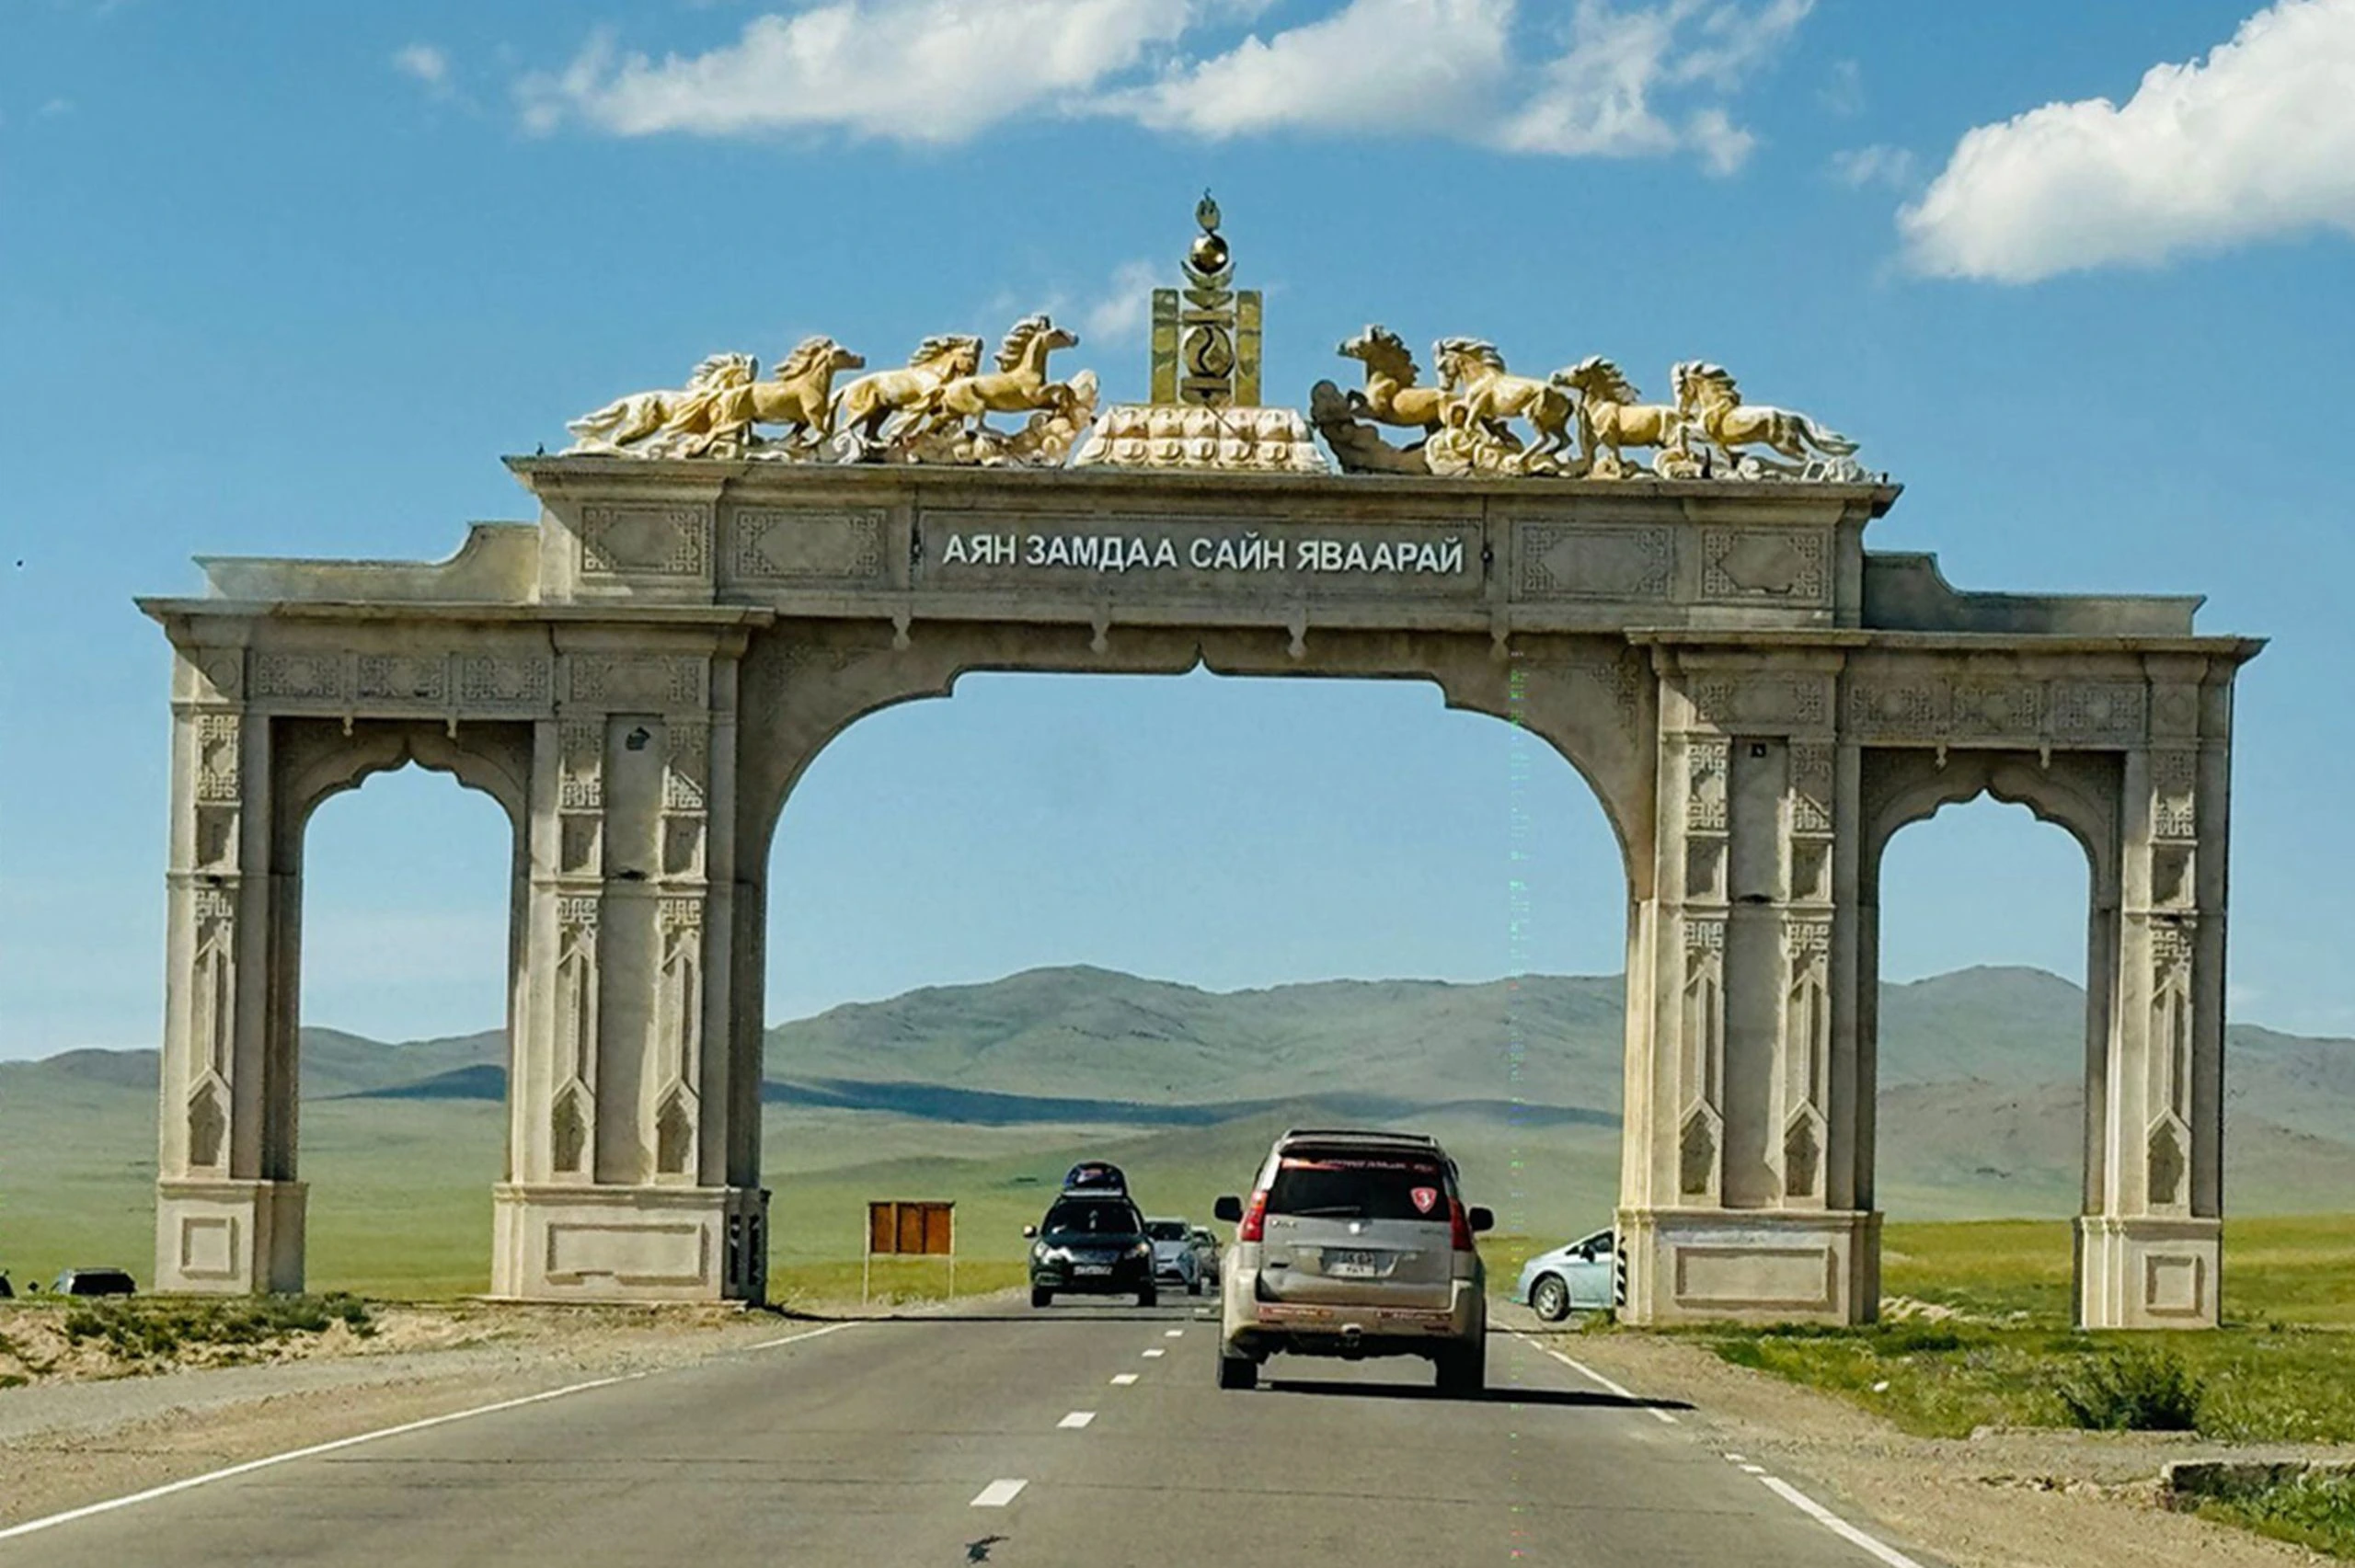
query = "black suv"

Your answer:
(1026, 1190), (1157, 1308)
